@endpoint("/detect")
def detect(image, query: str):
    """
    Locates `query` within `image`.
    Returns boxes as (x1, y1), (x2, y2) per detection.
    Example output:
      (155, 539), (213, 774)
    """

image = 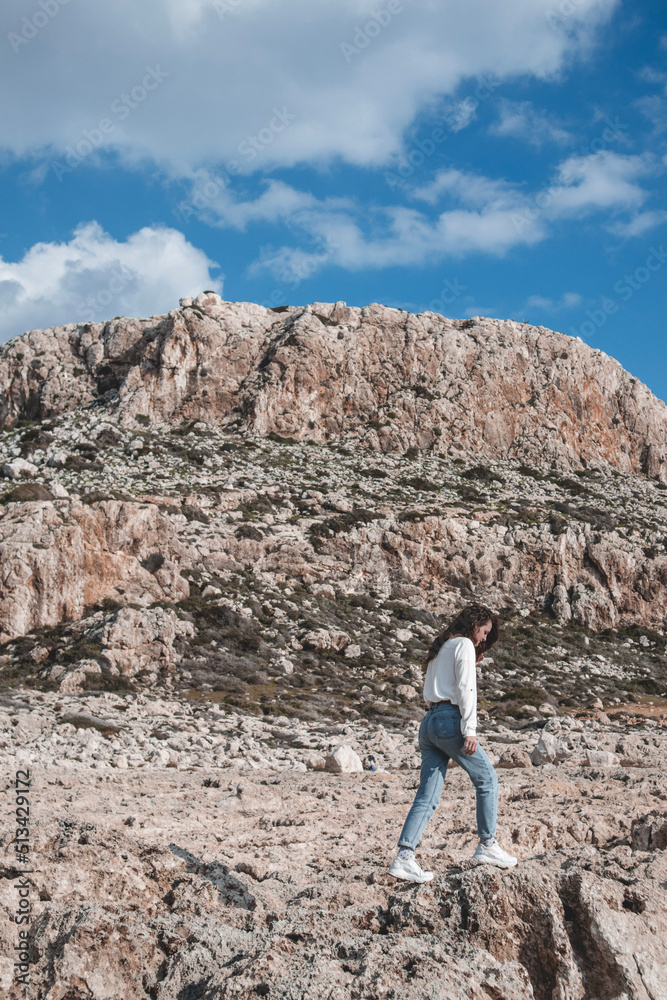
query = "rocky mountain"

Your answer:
(1, 292), (666, 480)
(0, 295), (666, 999)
